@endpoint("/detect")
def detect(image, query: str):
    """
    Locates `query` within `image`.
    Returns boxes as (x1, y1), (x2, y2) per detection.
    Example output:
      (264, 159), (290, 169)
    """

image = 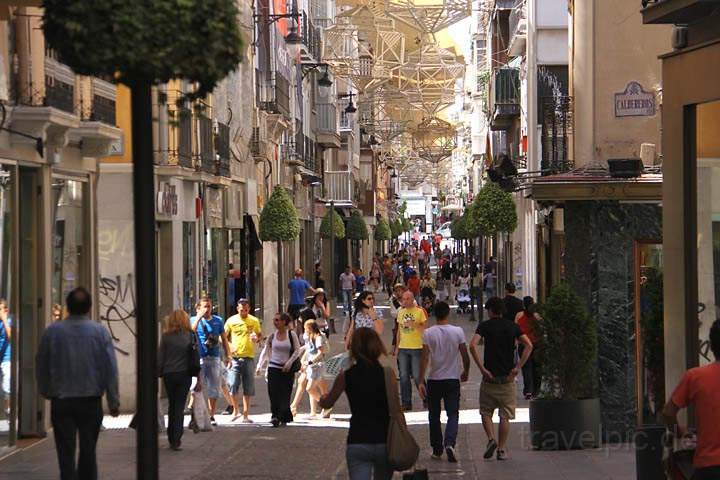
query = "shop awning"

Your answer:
(530, 164), (662, 203)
